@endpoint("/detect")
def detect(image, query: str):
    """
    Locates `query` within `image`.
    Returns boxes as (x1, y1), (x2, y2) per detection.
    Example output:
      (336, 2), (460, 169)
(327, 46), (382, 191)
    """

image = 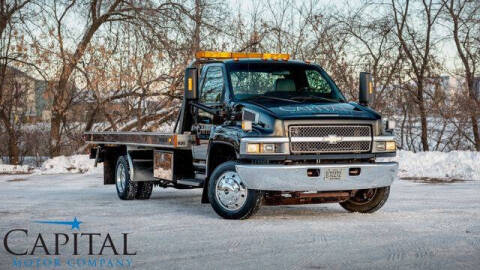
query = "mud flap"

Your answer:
(201, 180), (209, 203)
